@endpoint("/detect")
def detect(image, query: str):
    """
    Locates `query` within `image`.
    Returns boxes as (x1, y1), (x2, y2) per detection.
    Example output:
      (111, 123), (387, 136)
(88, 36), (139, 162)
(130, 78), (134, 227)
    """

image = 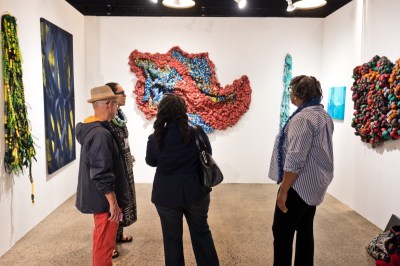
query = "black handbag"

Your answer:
(193, 126), (223, 187)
